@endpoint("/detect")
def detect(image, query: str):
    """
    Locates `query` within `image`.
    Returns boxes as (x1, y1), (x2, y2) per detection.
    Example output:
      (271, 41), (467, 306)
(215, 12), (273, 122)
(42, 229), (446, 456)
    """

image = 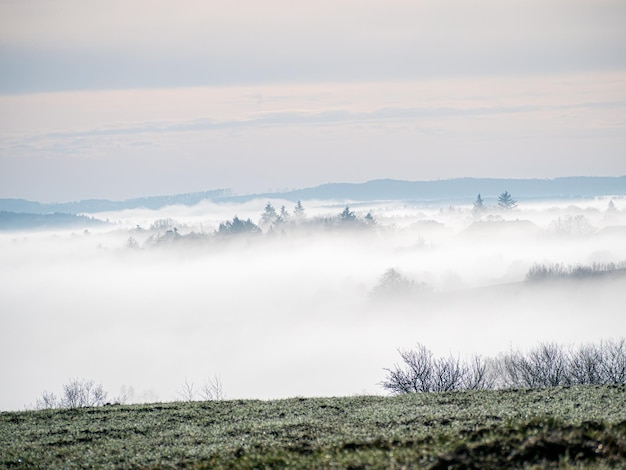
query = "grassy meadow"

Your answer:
(2, 385), (626, 469)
